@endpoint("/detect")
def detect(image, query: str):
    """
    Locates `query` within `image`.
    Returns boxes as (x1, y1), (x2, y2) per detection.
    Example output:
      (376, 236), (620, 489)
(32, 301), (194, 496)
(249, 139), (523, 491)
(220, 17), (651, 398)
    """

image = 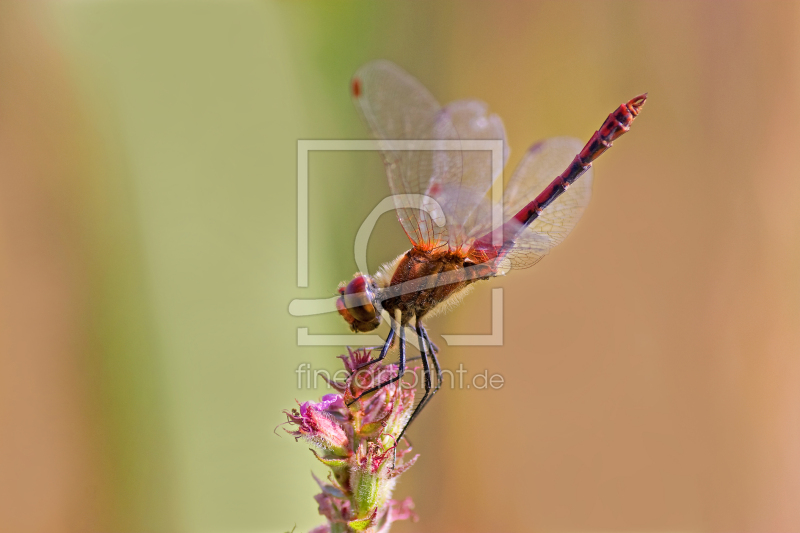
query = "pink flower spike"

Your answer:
(283, 400), (350, 457)
(283, 348), (418, 533)
(318, 393), (345, 412)
(338, 346), (373, 374)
